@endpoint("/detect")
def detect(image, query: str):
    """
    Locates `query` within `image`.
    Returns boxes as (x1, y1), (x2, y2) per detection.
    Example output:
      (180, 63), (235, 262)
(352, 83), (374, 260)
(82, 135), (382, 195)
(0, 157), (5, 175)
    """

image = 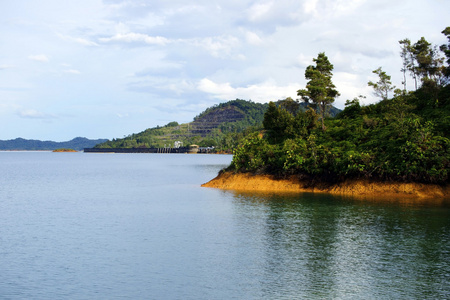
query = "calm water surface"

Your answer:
(0, 152), (449, 299)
